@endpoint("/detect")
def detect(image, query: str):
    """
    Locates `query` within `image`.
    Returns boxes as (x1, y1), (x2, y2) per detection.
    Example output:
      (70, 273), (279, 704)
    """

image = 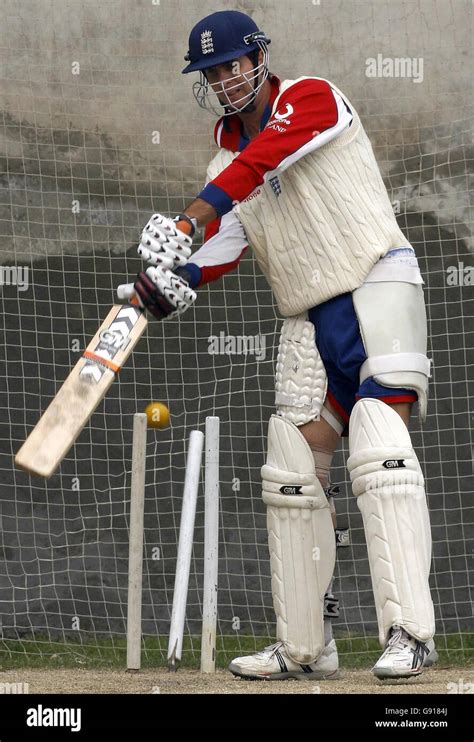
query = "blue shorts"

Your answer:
(307, 292), (417, 429)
